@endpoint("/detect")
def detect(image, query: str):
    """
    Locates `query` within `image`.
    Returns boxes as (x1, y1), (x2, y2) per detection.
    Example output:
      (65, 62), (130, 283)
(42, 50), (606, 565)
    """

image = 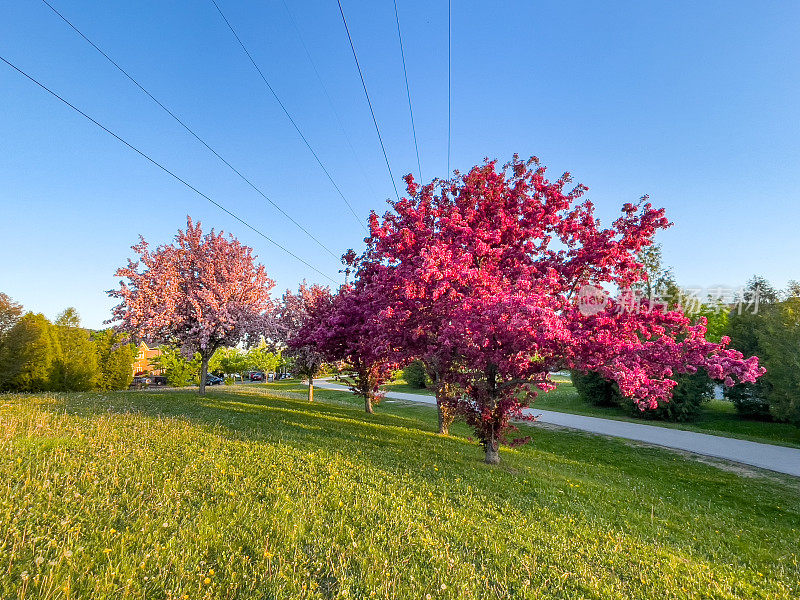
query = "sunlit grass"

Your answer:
(1, 386), (798, 599)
